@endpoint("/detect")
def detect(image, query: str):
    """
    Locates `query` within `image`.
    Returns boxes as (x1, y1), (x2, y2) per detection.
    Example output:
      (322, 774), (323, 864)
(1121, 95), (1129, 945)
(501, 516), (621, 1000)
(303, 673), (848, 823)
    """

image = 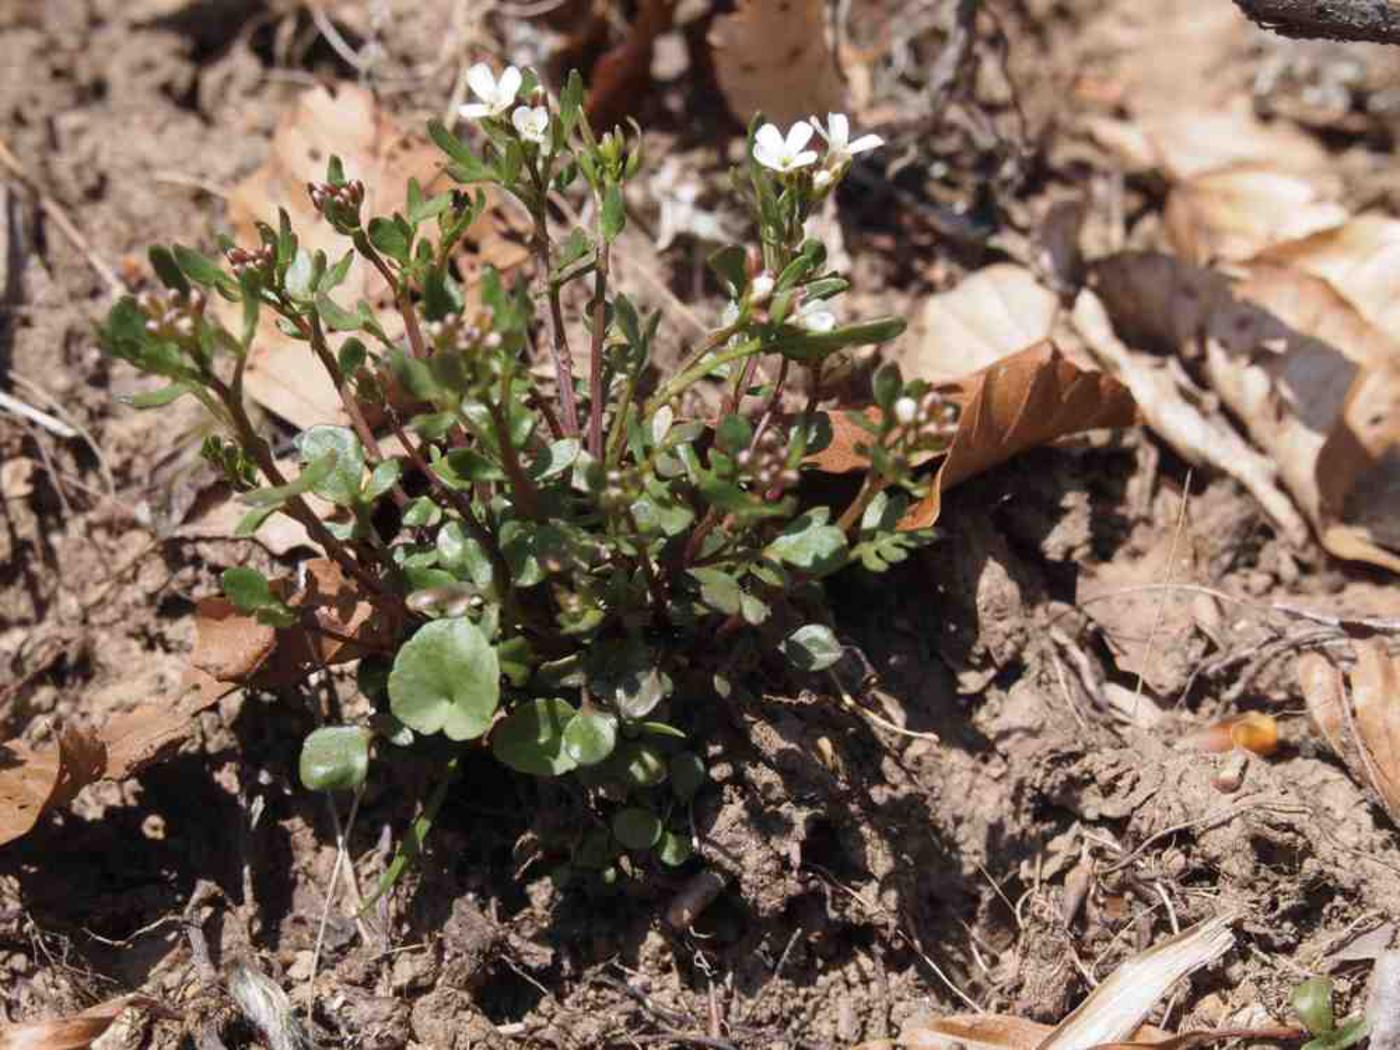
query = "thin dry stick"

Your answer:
(0, 388), (76, 438)
(0, 139), (123, 298)
(308, 787), (364, 998)
(1132, 469), (1193, 707)
(9, 371), (116, 497)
